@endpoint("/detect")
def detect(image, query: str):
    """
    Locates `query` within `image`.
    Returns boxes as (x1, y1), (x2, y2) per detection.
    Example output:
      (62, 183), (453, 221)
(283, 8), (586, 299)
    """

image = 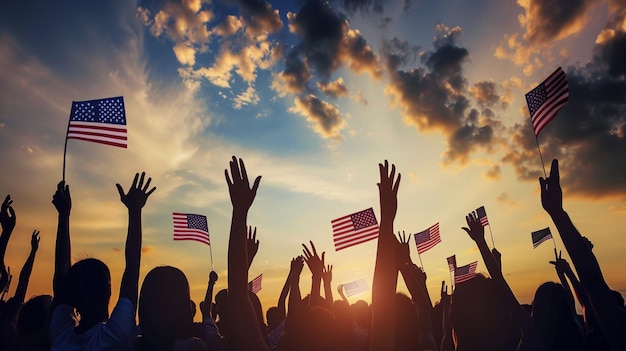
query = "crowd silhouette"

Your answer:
(0, 157), (624, 350)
